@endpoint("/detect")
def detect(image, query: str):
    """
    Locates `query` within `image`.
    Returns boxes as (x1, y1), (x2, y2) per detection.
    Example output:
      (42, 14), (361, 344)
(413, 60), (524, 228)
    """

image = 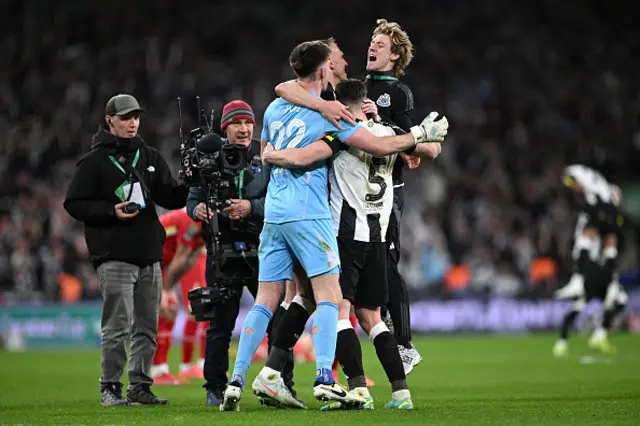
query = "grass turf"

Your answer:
(1, 333), (639, 425)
